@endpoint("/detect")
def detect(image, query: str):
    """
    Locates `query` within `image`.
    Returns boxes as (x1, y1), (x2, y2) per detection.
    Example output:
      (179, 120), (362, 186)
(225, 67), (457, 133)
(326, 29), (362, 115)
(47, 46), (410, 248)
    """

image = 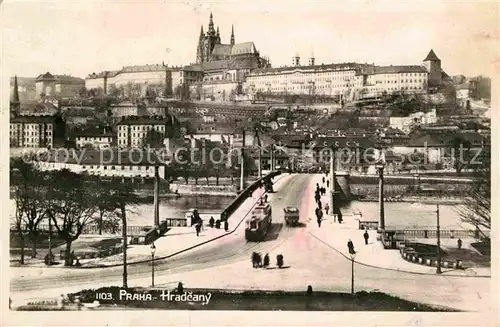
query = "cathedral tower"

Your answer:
(230, 25), (235, 45)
